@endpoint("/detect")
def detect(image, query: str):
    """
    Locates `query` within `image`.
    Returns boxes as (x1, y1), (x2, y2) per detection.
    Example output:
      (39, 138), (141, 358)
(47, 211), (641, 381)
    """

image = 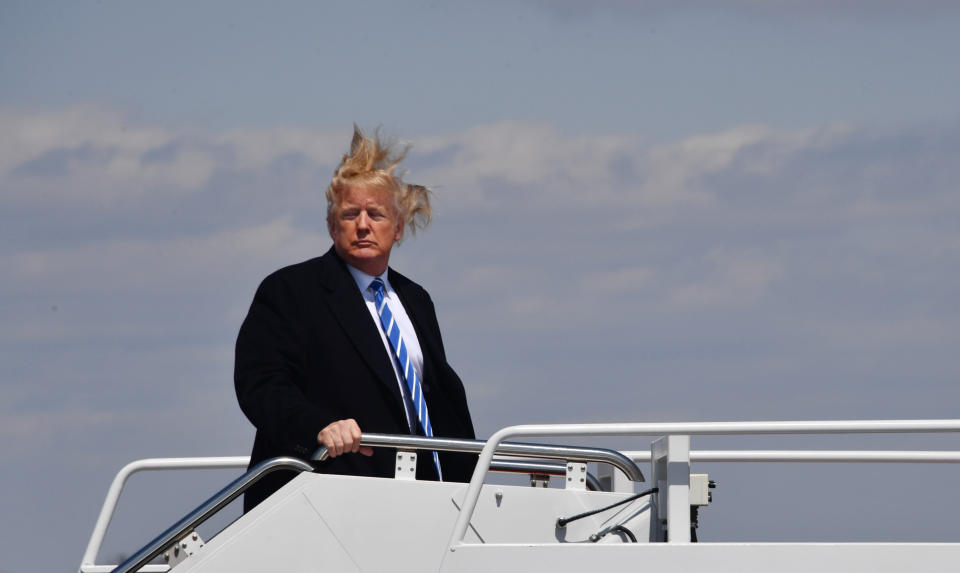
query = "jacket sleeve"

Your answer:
(234, 272), (338, 457)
